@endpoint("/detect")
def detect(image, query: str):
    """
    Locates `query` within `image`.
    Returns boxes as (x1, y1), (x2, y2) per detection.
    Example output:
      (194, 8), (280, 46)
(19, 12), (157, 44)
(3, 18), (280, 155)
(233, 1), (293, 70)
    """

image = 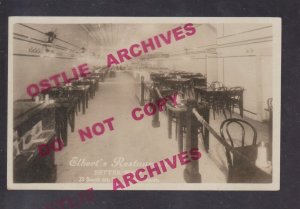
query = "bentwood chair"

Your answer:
(214, 87), (229, 119)
(220, 118), (258, 183)
(228, 87), (244, 118)
(198, 86), (228, 120)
